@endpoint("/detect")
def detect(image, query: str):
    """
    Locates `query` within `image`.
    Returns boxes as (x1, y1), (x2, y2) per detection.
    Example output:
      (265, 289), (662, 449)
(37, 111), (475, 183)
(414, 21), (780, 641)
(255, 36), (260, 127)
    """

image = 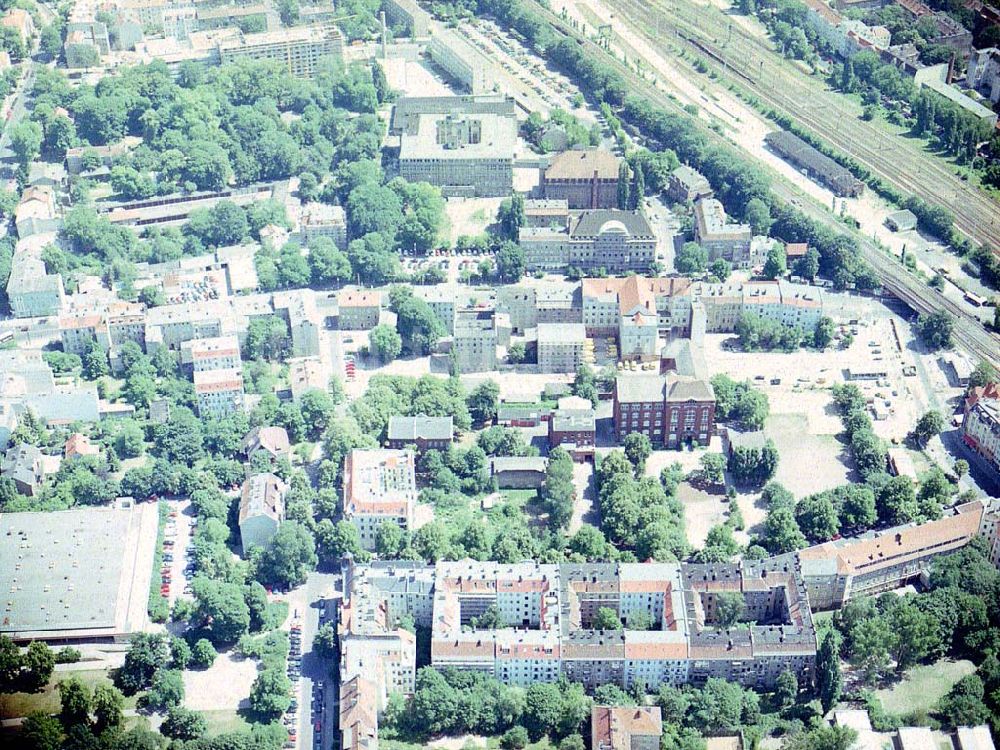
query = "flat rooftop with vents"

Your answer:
(0, 502), (159, 642)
